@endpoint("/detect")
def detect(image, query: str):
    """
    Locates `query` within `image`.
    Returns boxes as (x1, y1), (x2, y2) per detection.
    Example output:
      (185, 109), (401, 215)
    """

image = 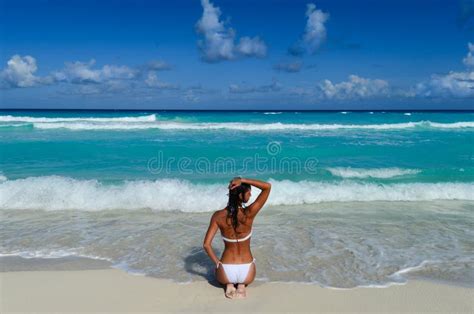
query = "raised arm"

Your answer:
(229, 177), (271, 219)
